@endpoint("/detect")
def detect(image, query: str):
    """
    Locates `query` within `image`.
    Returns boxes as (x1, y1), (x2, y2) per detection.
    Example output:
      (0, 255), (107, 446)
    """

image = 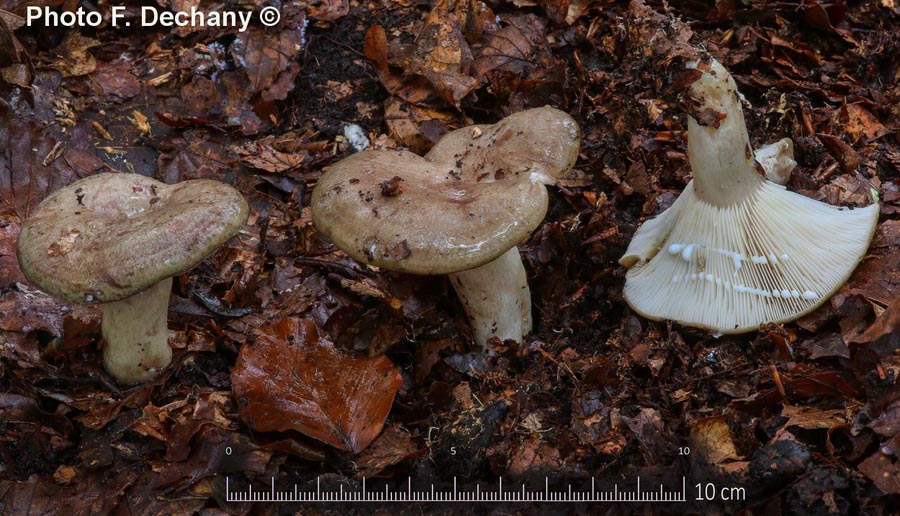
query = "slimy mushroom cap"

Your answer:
(312, 150), (550, 275)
